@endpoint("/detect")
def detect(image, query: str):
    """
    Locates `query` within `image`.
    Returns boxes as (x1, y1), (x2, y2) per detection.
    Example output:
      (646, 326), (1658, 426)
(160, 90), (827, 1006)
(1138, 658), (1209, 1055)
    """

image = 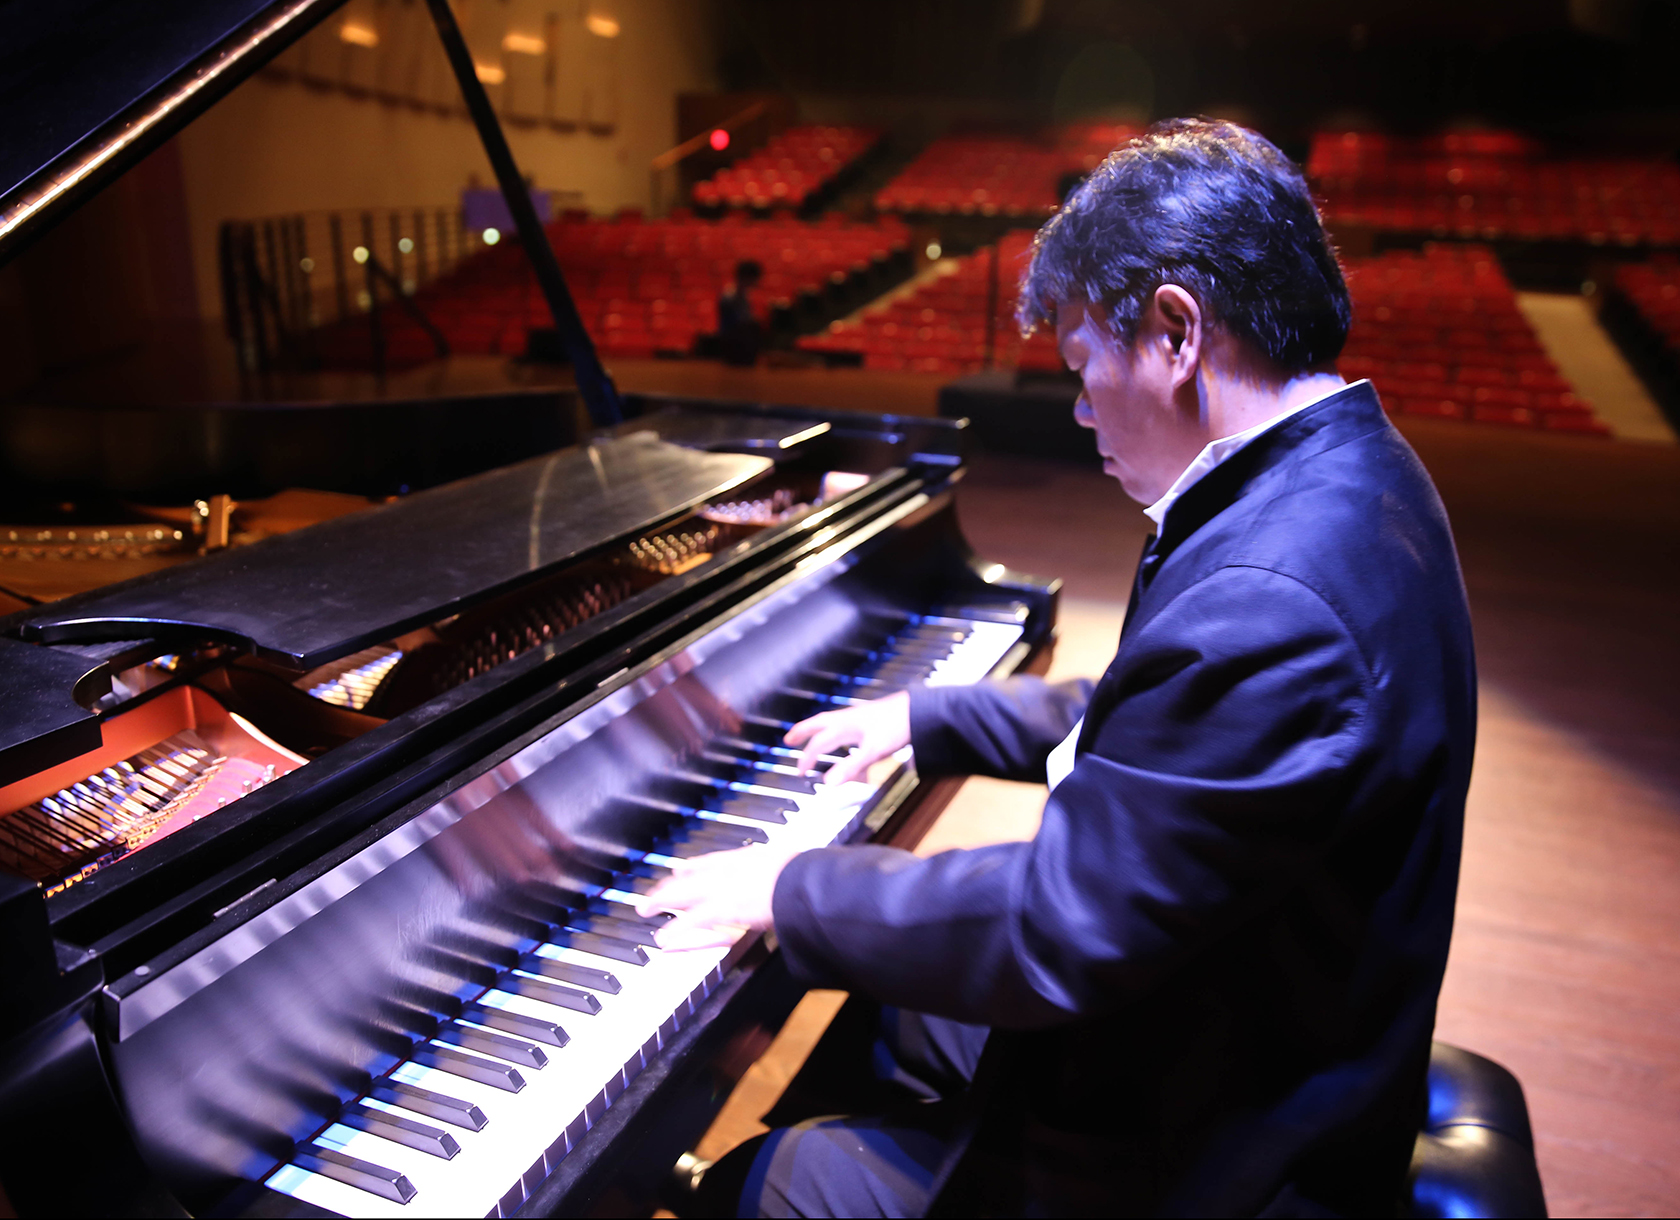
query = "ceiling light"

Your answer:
(503, 32), (546, 55)
(339, 21), (378, 48)
(585, 13), (620, 38)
